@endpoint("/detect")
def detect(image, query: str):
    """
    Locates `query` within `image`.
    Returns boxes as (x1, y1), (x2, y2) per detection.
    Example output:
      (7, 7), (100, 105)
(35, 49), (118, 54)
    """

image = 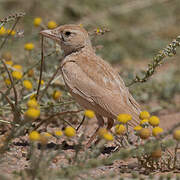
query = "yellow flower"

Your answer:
(5, 60), (13, 66)
(24, 43), (35, 51)
(27, 69), (34, 77)
(0, 26), (6, 35)
(149, 116), (160, 127)
(103, 132), (114, 141)
(47, 21), (57, 29)
(134, 125), (142, 131)
(23, 80), (33, 90)
(7, 29), (16, 36)
(27, 99), (38, 108)
(25, 108), (40, 120)
(115, 124), (126, 135)
(52, 90), (62, 100)
(173, 130), (180, 141)
(30, 93), (37, 100)
(117, 114), (132, 124)
(29, 131), (40, 141)
(139, 111), (150, 119)
(152, 127), (163, 137)
(64, 126), (76, 137)
(13, 64), (22, 71)
(98, 128), (108, 137)
(33, 17), (42, 26)
(12, 71), (23, 80)
(139, 128), (151, 139)
(140, 119), (149, 125)
(54, 130), (63, 137)
(4, 78), (11, 86)
(84, 110), (95, 118)
(42, 132), (52, 137)
(37, 80), (44, 85)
